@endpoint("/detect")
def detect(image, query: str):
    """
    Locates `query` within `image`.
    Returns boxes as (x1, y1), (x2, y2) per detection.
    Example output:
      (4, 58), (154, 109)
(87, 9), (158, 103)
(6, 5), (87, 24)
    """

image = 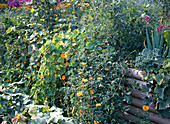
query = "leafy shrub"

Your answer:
(63, 31), (132, 123)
